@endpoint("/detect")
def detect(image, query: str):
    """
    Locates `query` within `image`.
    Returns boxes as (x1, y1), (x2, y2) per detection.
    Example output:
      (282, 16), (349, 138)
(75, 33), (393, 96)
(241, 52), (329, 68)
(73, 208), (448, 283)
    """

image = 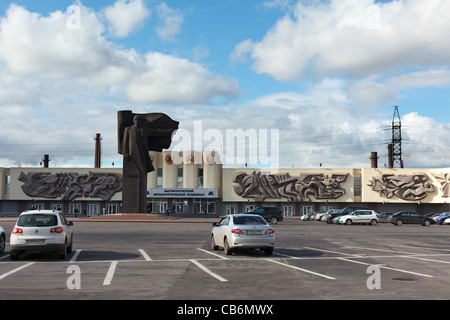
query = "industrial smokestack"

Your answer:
(94, 133), (102, 168)
(42, 154), (50, 168)
(387, 144), (393, 168)
(370, 152), (378, 168)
